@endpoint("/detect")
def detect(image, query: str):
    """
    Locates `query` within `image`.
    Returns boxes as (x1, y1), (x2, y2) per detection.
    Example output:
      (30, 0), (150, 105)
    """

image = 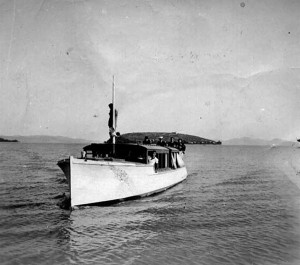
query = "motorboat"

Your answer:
(57, 143), (187, 208)
(57, 77), (187, 209)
